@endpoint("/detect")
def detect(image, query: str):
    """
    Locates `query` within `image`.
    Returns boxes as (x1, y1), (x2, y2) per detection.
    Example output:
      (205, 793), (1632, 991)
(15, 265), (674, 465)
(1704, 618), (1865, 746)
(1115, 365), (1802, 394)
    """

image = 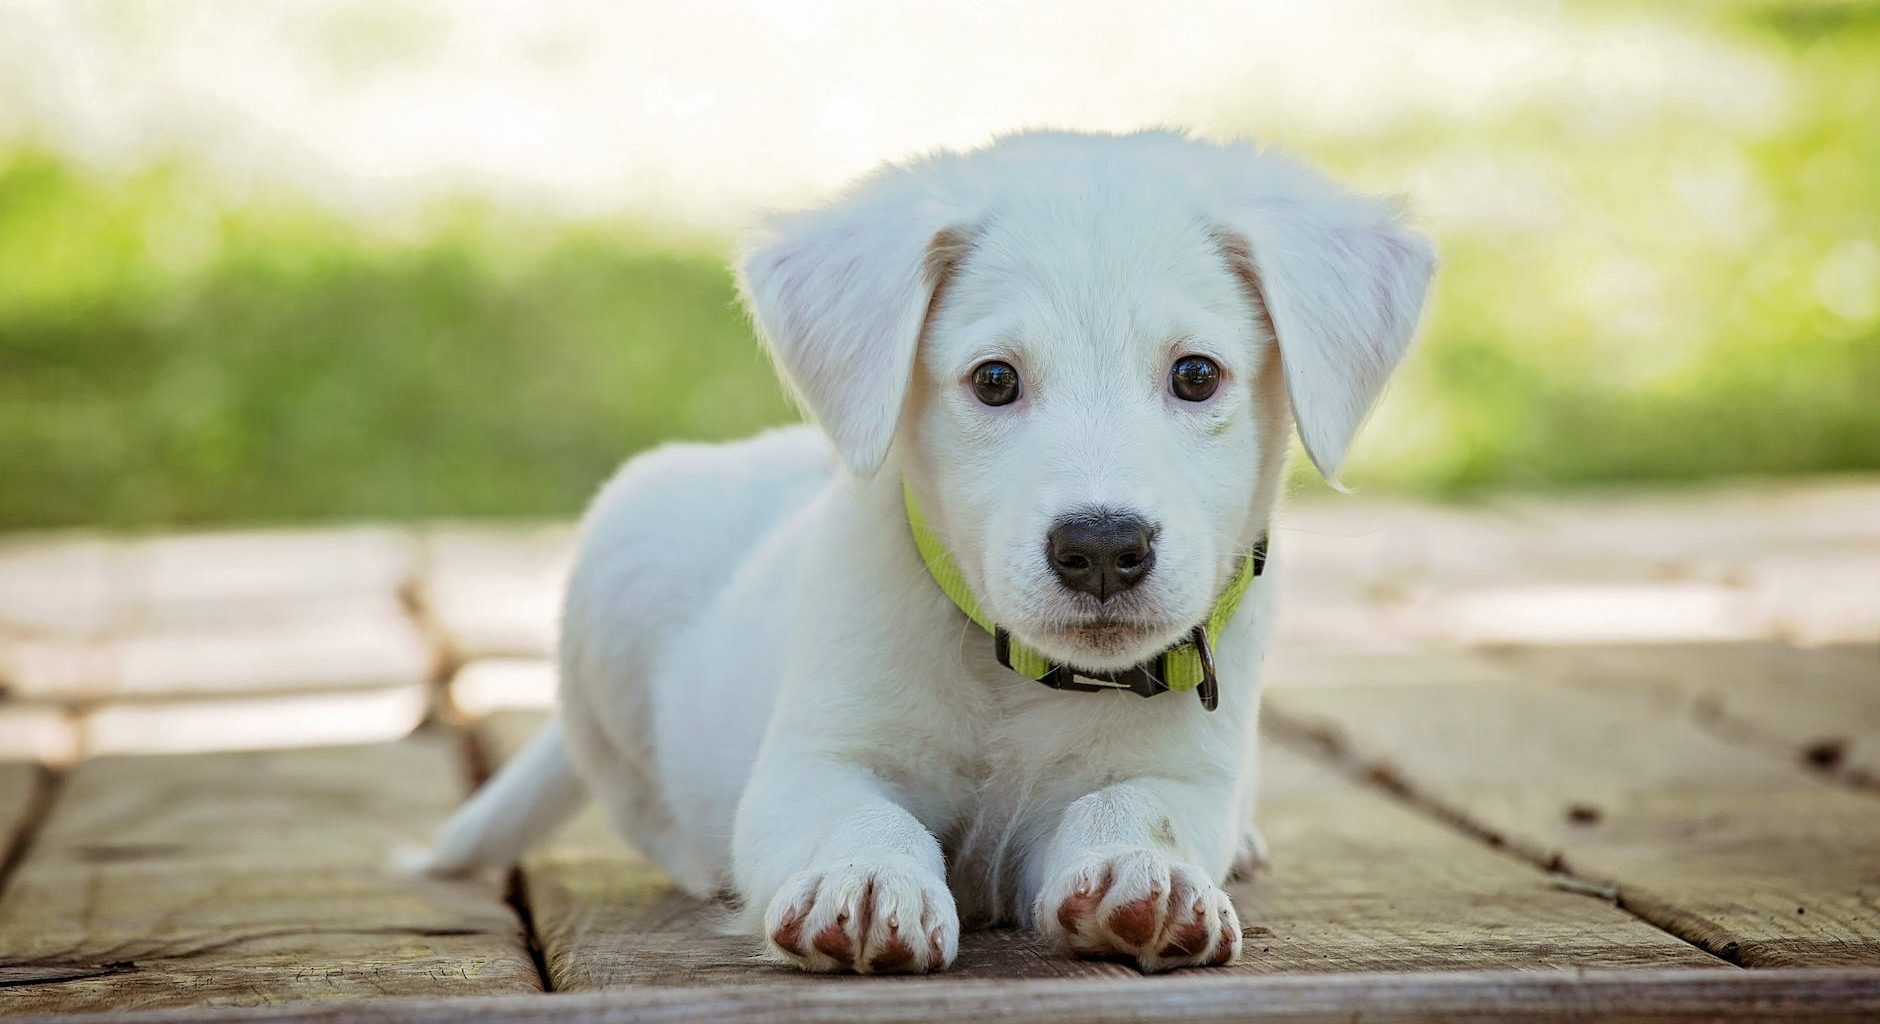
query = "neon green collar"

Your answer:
(904, 483), (1265, 711)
